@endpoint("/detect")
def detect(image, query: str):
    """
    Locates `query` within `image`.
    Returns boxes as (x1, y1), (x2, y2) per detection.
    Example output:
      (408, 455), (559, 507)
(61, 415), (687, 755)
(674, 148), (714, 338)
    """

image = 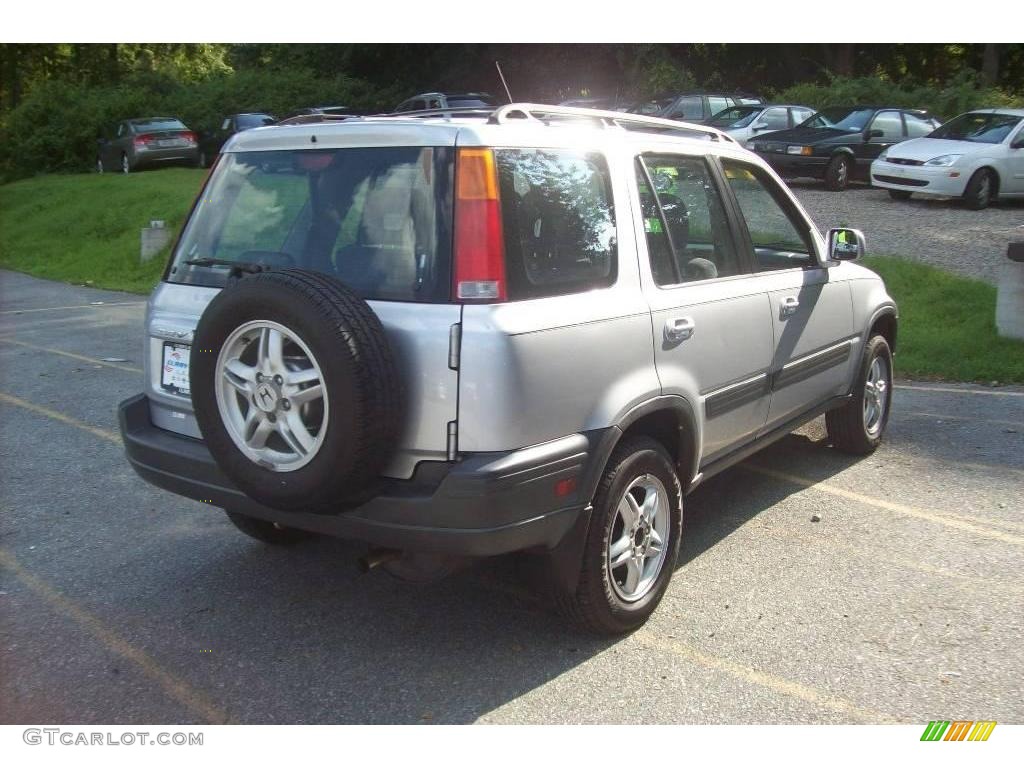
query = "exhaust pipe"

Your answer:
(358, 548), (402, 573)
